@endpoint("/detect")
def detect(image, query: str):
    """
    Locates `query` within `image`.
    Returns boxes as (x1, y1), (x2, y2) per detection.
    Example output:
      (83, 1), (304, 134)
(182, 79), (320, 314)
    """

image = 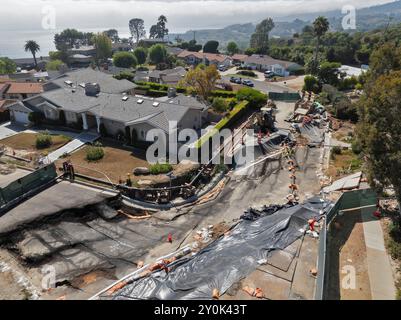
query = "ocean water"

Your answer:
(0, 28), (132, 59)
(0, 26), (190, 59)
